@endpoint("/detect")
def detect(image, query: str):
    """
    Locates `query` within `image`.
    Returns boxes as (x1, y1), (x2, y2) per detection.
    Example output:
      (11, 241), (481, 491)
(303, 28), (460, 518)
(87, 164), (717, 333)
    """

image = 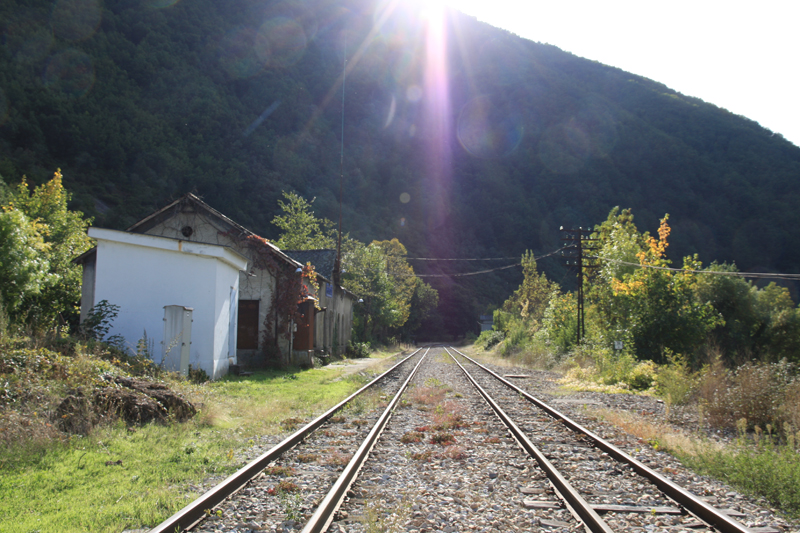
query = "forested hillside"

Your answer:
(2, 0), (799, 336)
